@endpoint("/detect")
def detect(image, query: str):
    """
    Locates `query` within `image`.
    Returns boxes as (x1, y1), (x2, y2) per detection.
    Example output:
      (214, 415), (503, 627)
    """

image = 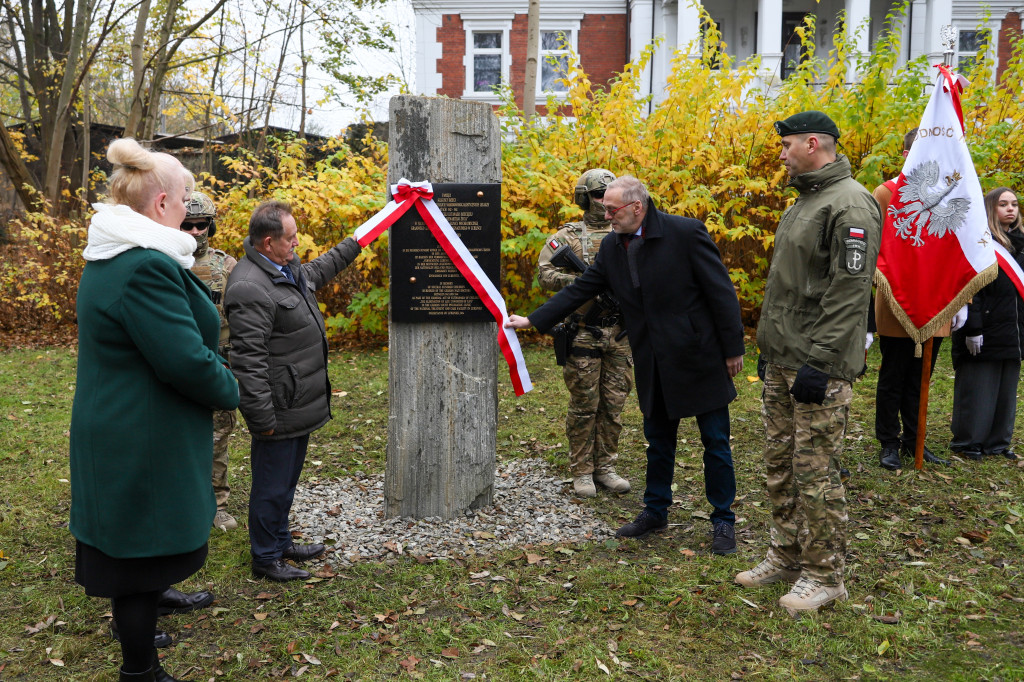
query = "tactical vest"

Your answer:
(191, 249), (232, 351)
